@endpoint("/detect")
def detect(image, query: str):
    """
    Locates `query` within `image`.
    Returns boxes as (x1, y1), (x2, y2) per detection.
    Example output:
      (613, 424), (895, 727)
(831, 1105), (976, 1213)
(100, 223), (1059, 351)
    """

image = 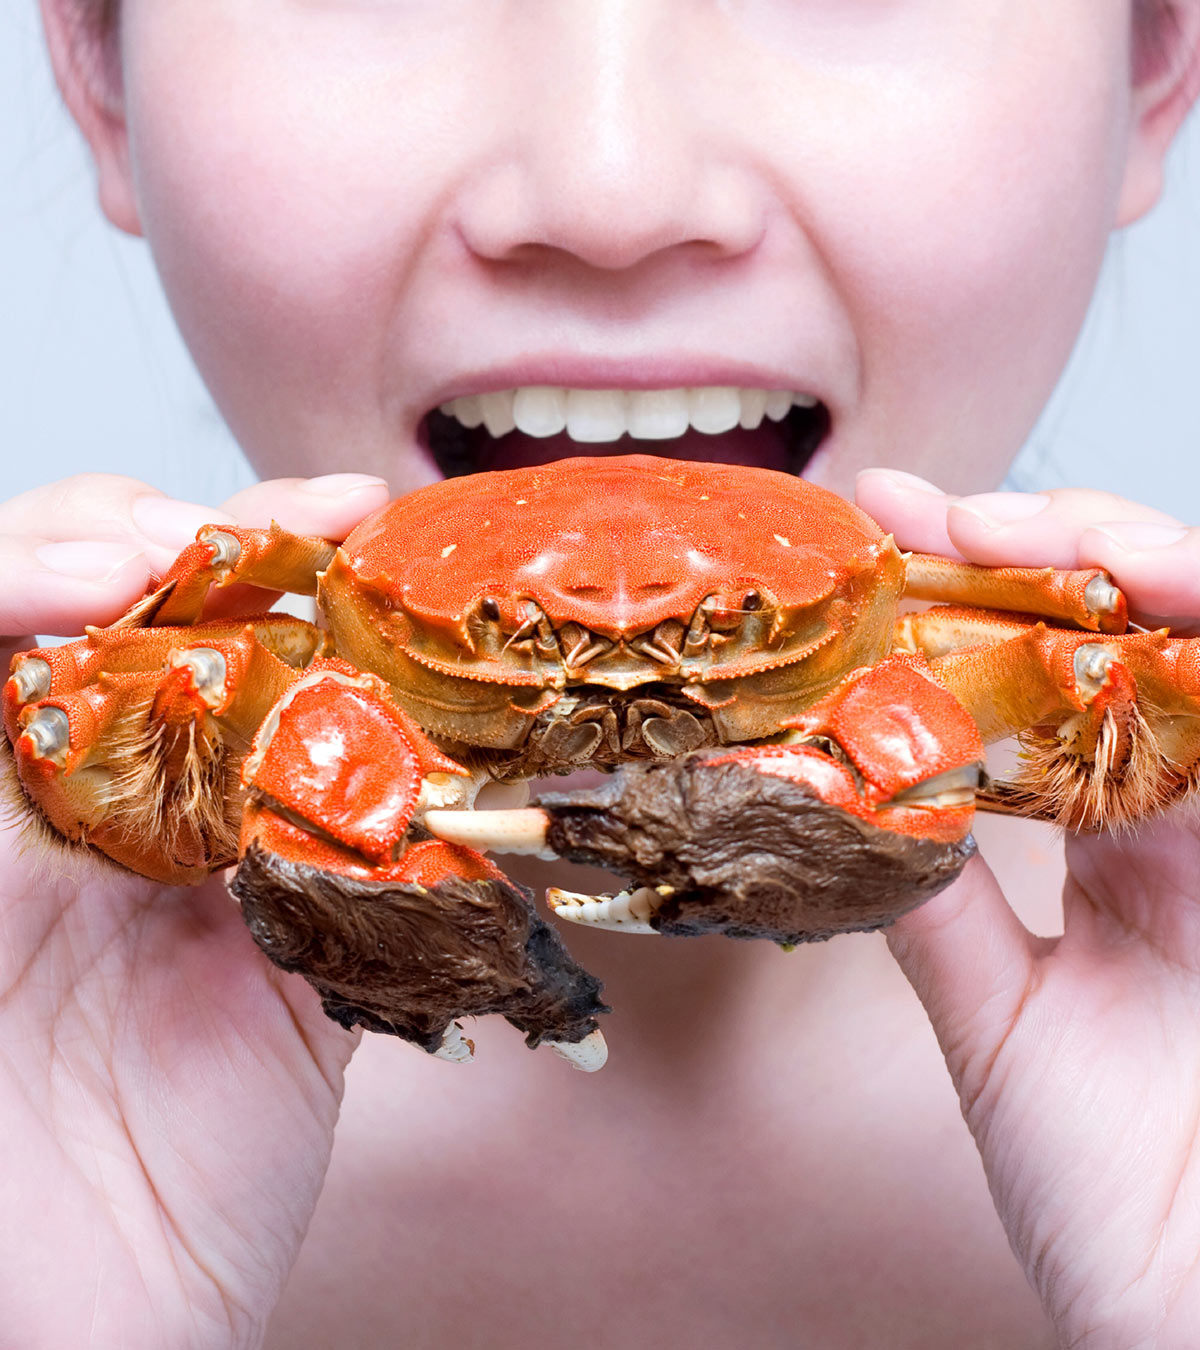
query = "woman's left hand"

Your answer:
(855, 469), (1200, 1350)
